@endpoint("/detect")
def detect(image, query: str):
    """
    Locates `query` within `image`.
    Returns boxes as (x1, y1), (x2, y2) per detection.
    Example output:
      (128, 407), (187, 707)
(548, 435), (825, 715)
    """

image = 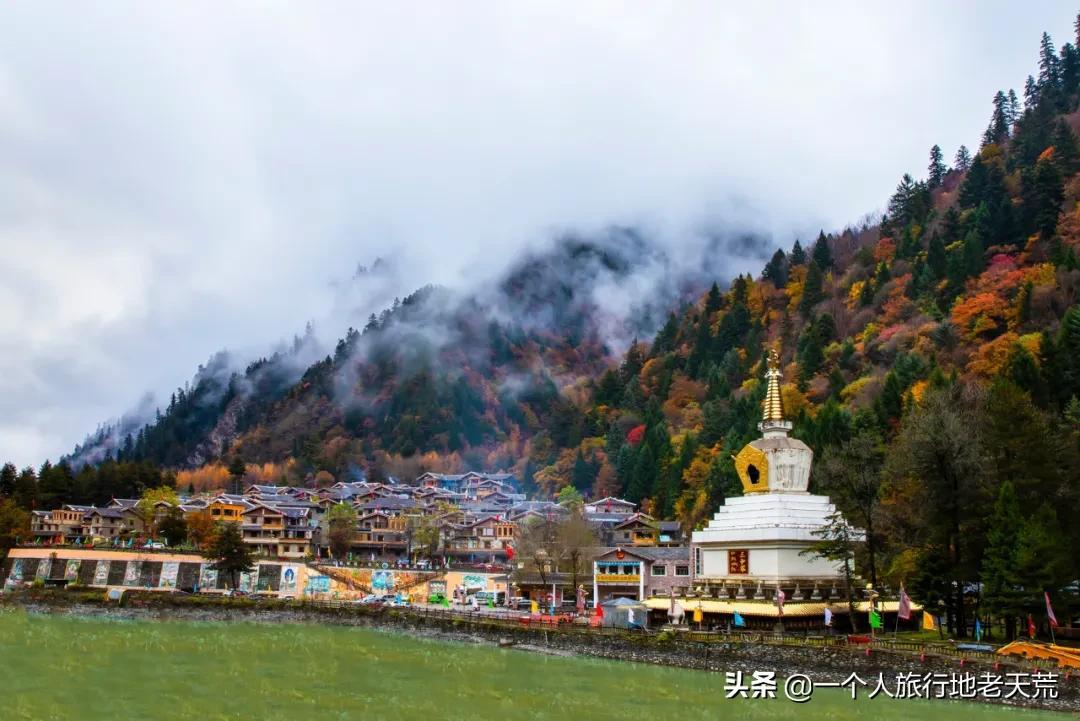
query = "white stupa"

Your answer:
(691, 350), (856, 596)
